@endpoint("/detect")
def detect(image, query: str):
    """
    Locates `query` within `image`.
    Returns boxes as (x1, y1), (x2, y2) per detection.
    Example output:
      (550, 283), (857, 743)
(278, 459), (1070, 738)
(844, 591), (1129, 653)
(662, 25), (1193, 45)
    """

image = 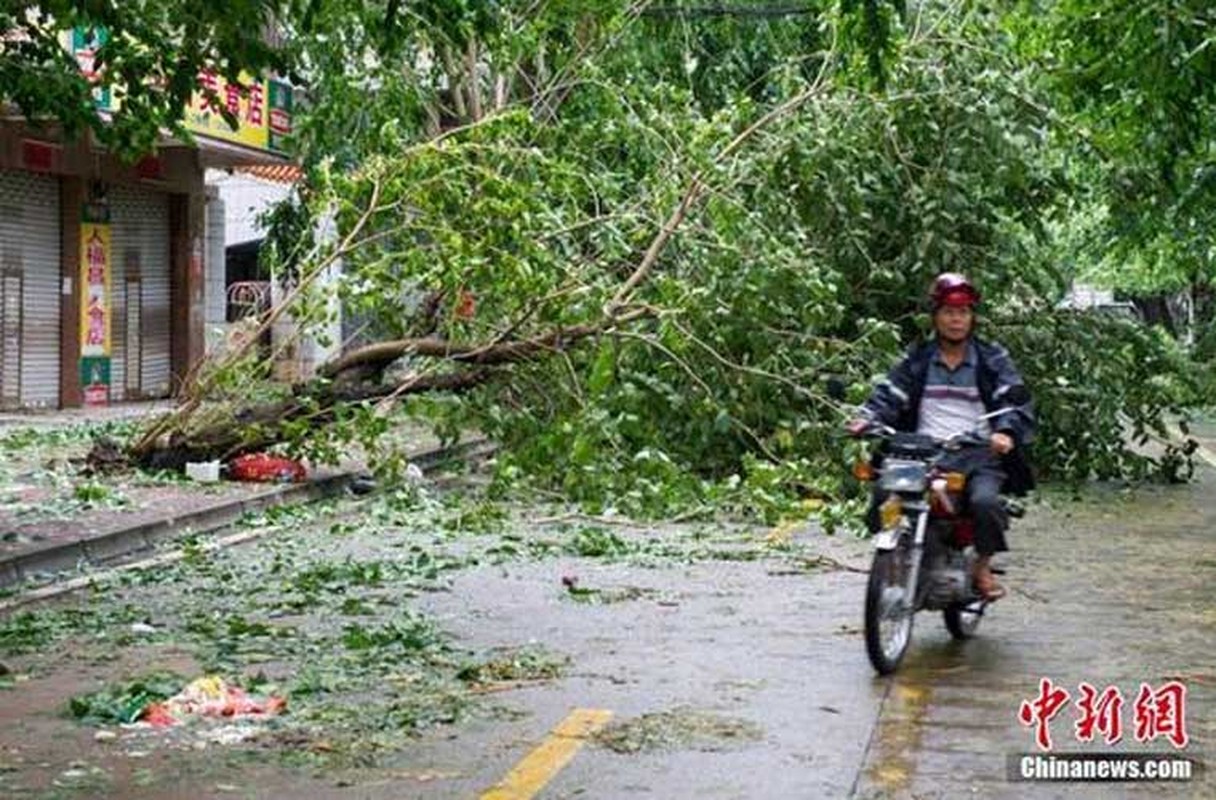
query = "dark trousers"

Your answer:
(866, 447), (1009, 556)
